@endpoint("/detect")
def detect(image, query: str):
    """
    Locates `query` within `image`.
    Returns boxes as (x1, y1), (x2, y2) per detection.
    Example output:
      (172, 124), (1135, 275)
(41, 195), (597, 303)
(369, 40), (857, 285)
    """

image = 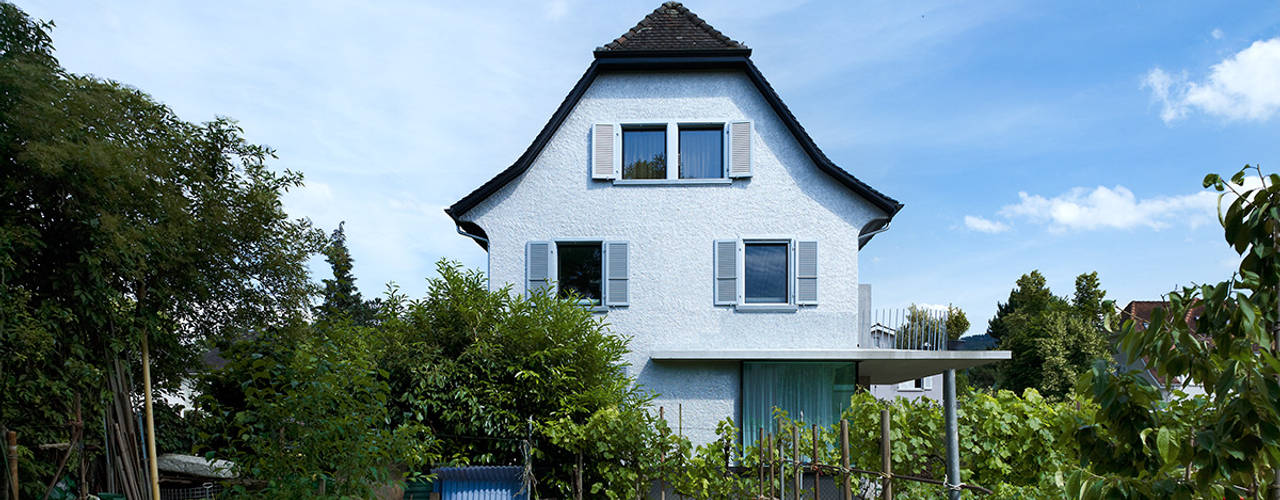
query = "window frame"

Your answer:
(619, 124), (669, 181)
(739, 237), (795, 310)
(612, 120), (733, 185)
